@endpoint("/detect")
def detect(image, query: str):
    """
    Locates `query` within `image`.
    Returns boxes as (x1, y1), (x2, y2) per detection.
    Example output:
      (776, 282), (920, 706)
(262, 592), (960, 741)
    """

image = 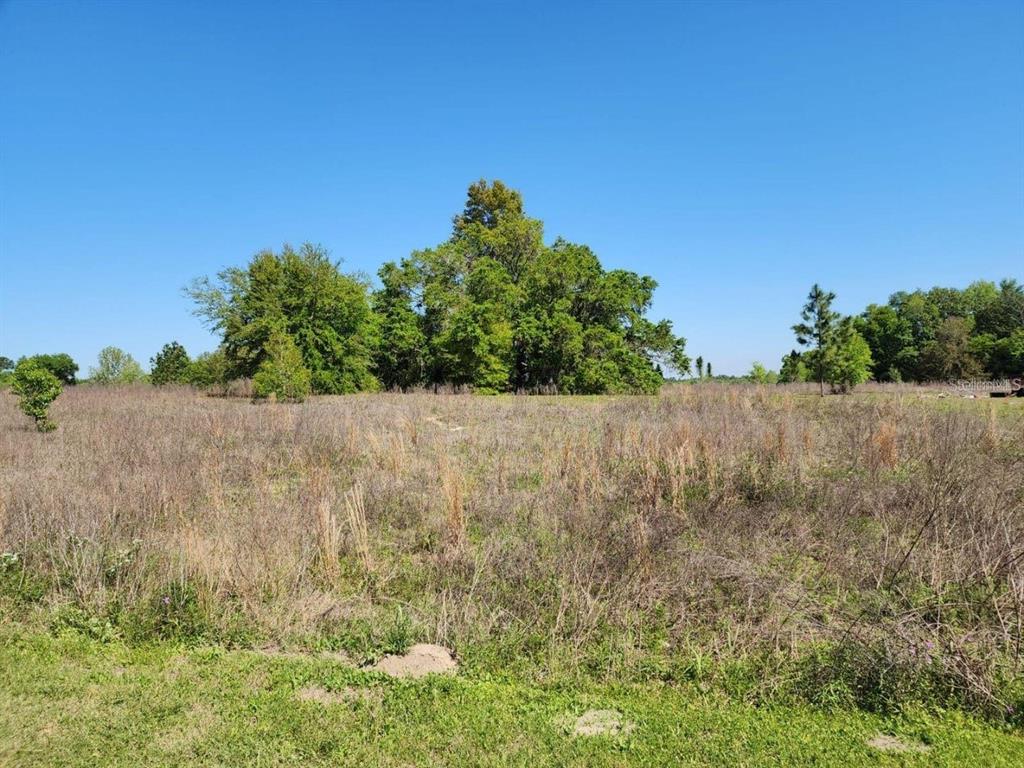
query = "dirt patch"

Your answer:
(371, 644), (458, 678)
(866, 733), (930, 753)
(571, 709), (635, 737)
(294, 684), (381, 706)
